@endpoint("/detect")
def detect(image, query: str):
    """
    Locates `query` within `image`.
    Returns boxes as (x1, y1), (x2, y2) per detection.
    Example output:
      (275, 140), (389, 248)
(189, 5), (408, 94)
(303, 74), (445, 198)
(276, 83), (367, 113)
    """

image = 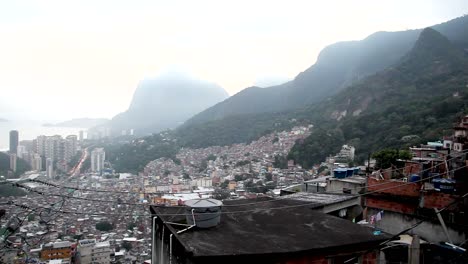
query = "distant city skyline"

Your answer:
(0, 0), (467, 120)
